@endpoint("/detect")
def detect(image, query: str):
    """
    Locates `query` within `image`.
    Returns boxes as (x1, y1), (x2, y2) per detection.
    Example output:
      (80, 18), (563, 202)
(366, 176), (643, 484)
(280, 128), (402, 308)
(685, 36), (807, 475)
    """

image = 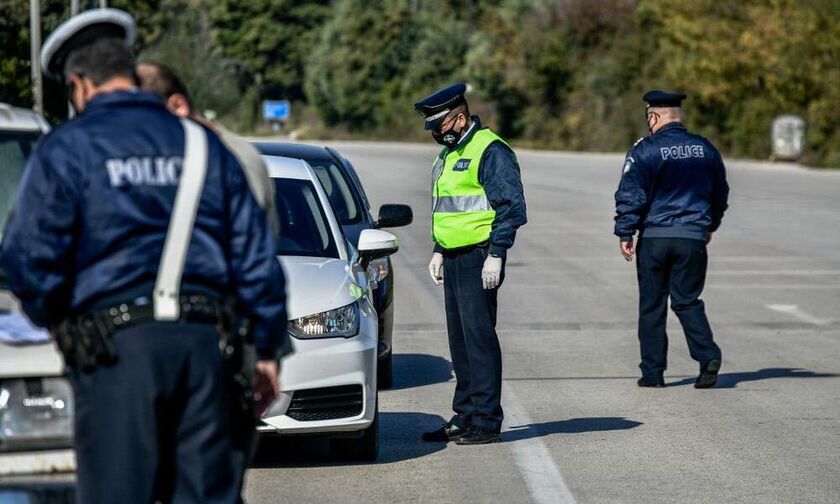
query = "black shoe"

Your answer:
(637, 378), (665, 388)
(454, 428), (501, 445)
(421, 421), (469, 442)
(695, 359), (721, 389)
